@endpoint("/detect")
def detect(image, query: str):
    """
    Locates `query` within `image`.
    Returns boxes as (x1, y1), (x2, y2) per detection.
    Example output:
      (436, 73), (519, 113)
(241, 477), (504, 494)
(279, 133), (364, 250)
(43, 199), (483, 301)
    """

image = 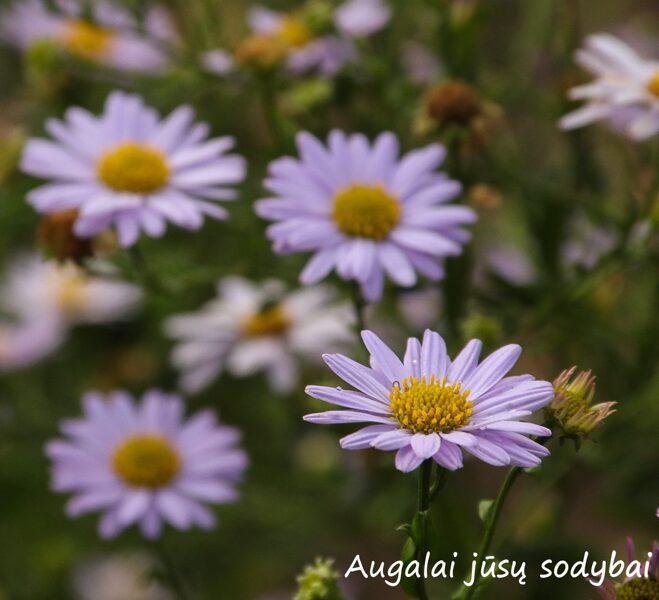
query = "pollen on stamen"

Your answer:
(389, 375), (473, 433)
